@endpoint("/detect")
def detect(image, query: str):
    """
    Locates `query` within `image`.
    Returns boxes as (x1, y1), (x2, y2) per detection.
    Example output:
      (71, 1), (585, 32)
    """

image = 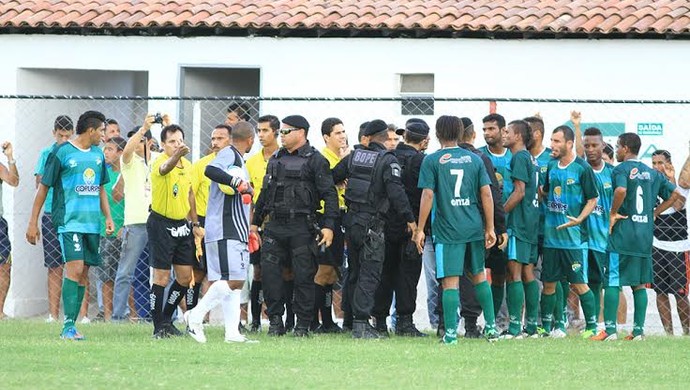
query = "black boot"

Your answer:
(464, 317), (481, 339)
(293, 319), (311, 338)
(267, 315), (285, 337)
(396, 314), (428, 337)
(352, 320), (381, 339)
(374, 316), (389, 338)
